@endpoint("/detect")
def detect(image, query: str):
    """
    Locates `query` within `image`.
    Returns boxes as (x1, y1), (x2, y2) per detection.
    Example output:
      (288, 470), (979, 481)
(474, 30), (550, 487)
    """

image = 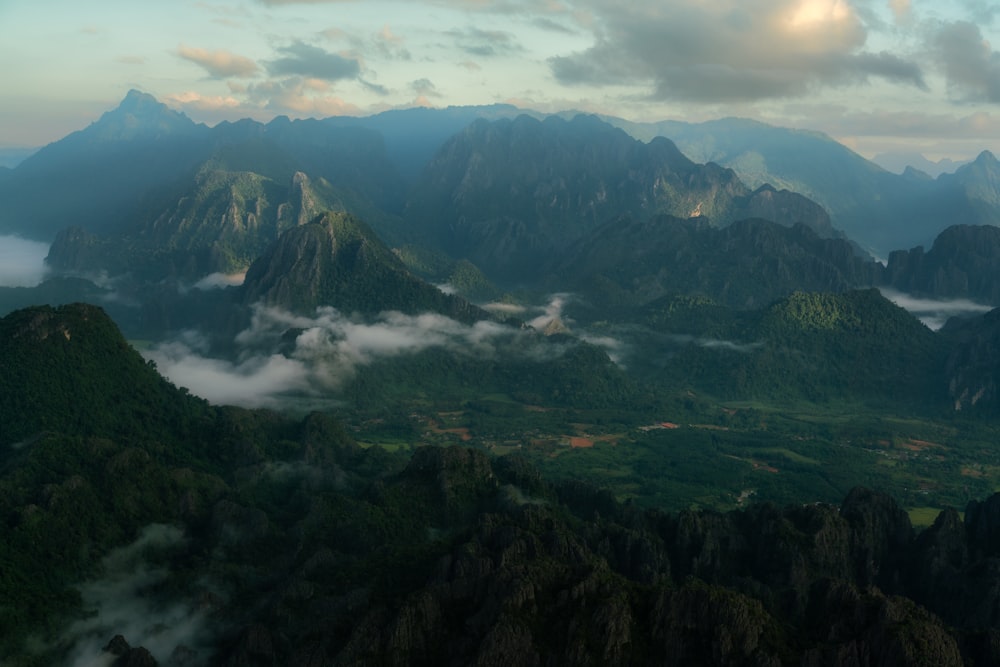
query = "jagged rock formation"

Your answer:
(941, 307), (1000, 411)
(102, 635), (158, 667)
(619, 118), (1000, 256)
(884, 224), (1000, 305)
(203, 446), (995, 665)
(46, 169), (344, 281)
(405, 114), (837, 283)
